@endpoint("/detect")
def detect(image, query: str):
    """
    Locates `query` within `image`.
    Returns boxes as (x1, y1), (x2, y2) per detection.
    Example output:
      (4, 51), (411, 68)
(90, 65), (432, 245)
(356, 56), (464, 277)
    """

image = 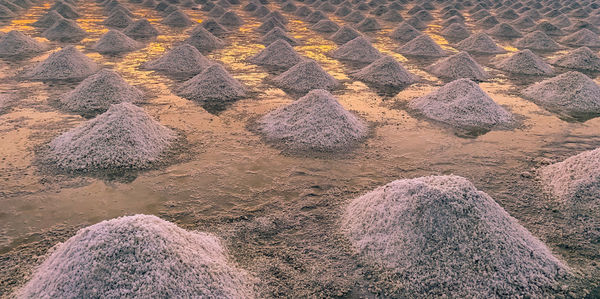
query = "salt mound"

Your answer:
(494, 49), (553, 75)
(0, 30), (46, 56)
(550, 46), (600, 71)
(282, 2), (297, 12)
(248, 39), (303, 69)
(512, 15), (536, 29)
(199, 19), (229, 38)
(334, 5), (351, 17)
(102, 9), (133, 28)
(536, 21), (566, 36)
(477, 15), (499, 28)
(256, 17), (286, 34)
(305, 10), (327, 23)
(178, 63), (246, 103)
(560, 29), (600, 47)
(94, 30), (141, 54)
(162, 9), (194, 27)
(390, 22), (421, 43)
(350, 56), (417, 88)
(208, 5), (226, 17)
(184, 27), (224, 52)
(260, 27), (299, 46)
(427, 51), (489, 81)
(25, 46), (99, 81)
(32, 10), (65, 28)
(295, 5), (311, 17)
(311, 19), (339, 33)
(263, 11), (287, 25)
(123, 19), (159, 38)
(330, 25), (361, 45)
(355, 17), (381, 32)
(522, 71), (600, 117)
(60, 69), (143, 114)
(457, 33), (506, 54)
(331, 36), (382, 63)
(219, 11), (243, 27)
(342, 175), (568, 297)
(144, 44), (211, 75)
(272, 60), (338, 94)
(405, 16), (428, 30)
(487, 23), (523, 38)
(42, 18), (86, 42)
(440, 23), (470, 40)
(0, 5), (14, 19)
(19, 215), (255, 298)
(516, 31), (561, 51)
(396, 34), (447, 57)
(258, 89), (367, 151)
(344, 10), (365, 23)
(409, 79), (512, 130)
(540, 147), (600, 202)
(382, 10), (403, 22)
(52, 2), (80, 19)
